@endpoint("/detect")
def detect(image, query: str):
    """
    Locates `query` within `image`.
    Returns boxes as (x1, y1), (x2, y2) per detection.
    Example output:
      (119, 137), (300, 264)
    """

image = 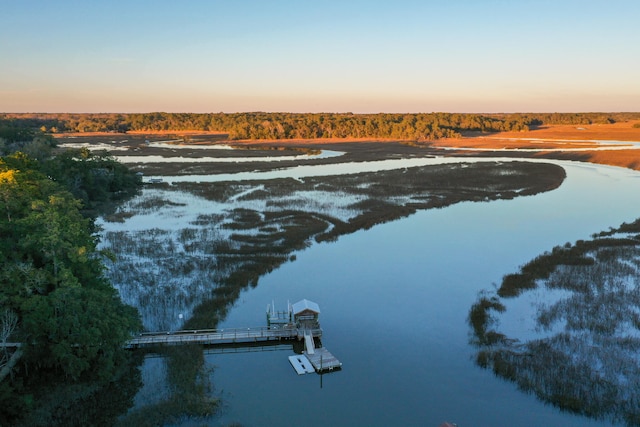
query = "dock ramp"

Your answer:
(304, 332), (315, 355)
